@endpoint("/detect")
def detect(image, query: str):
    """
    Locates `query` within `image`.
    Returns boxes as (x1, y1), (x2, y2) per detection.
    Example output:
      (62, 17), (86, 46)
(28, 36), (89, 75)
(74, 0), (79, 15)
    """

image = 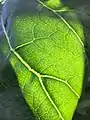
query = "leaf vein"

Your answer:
(37, 0), (84, 47)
